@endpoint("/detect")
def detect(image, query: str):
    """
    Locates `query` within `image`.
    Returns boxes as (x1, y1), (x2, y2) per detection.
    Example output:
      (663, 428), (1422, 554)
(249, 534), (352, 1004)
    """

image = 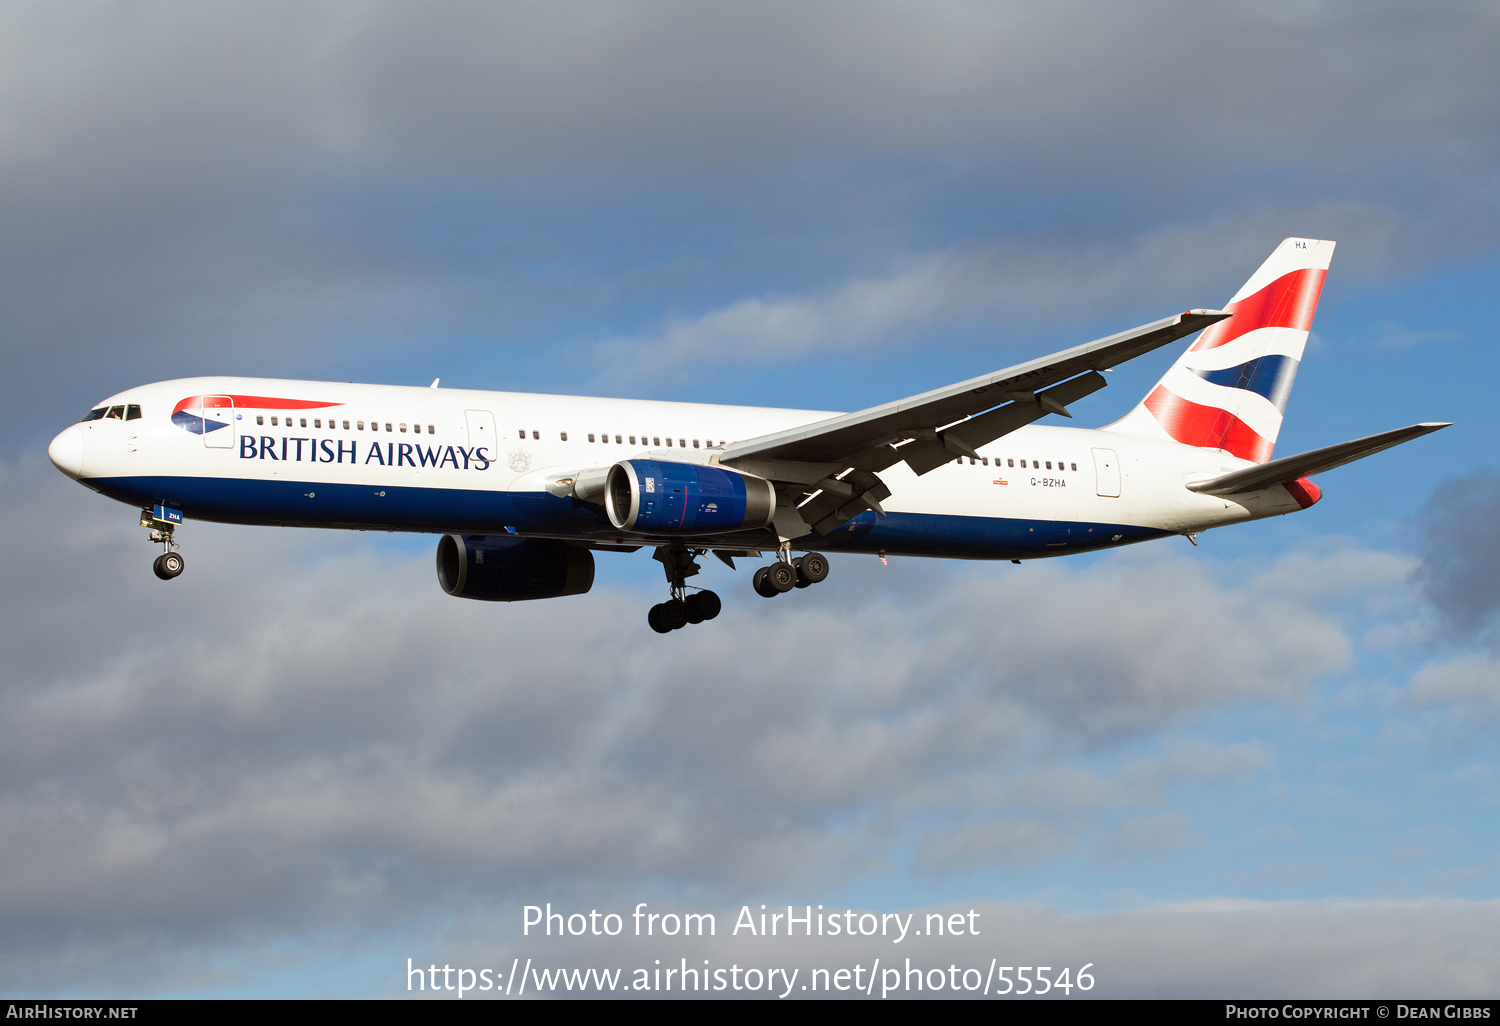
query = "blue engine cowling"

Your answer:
(435, 535), (595, 601)
(605, 459), (776, 535)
